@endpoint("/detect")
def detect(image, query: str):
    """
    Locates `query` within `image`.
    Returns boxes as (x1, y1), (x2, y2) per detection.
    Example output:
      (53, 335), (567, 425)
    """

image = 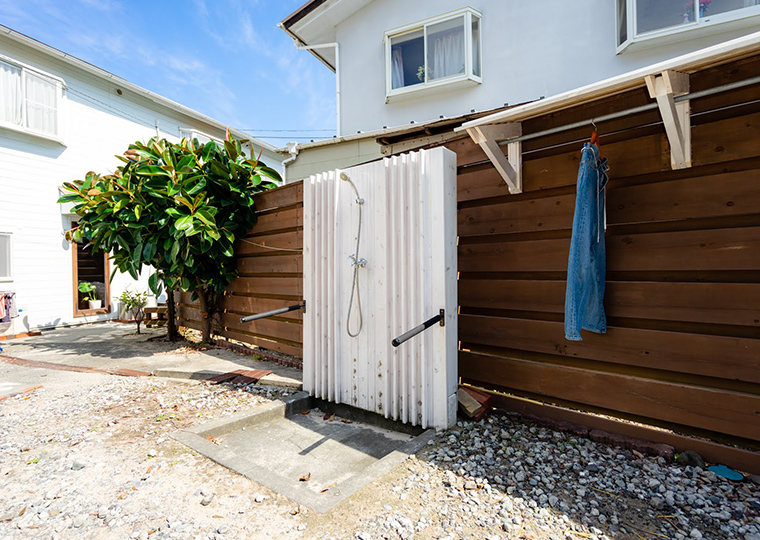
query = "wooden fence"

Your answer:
(177, 182), (304, 357)
(177, 54), (760, 459)
(450, 54), (760, 451)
